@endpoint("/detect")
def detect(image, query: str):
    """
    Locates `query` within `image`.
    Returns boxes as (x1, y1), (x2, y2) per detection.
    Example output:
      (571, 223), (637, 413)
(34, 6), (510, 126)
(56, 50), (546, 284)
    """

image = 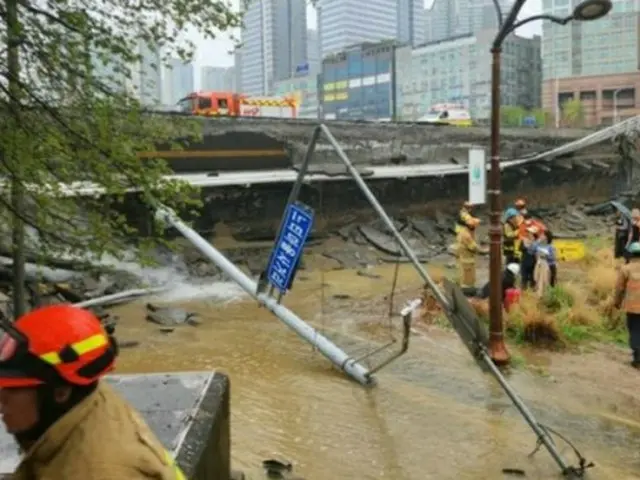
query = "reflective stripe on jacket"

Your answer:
(503, 222), (518, 255)
(615, 258), (640, 314)
(12, 382), (183, 480)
